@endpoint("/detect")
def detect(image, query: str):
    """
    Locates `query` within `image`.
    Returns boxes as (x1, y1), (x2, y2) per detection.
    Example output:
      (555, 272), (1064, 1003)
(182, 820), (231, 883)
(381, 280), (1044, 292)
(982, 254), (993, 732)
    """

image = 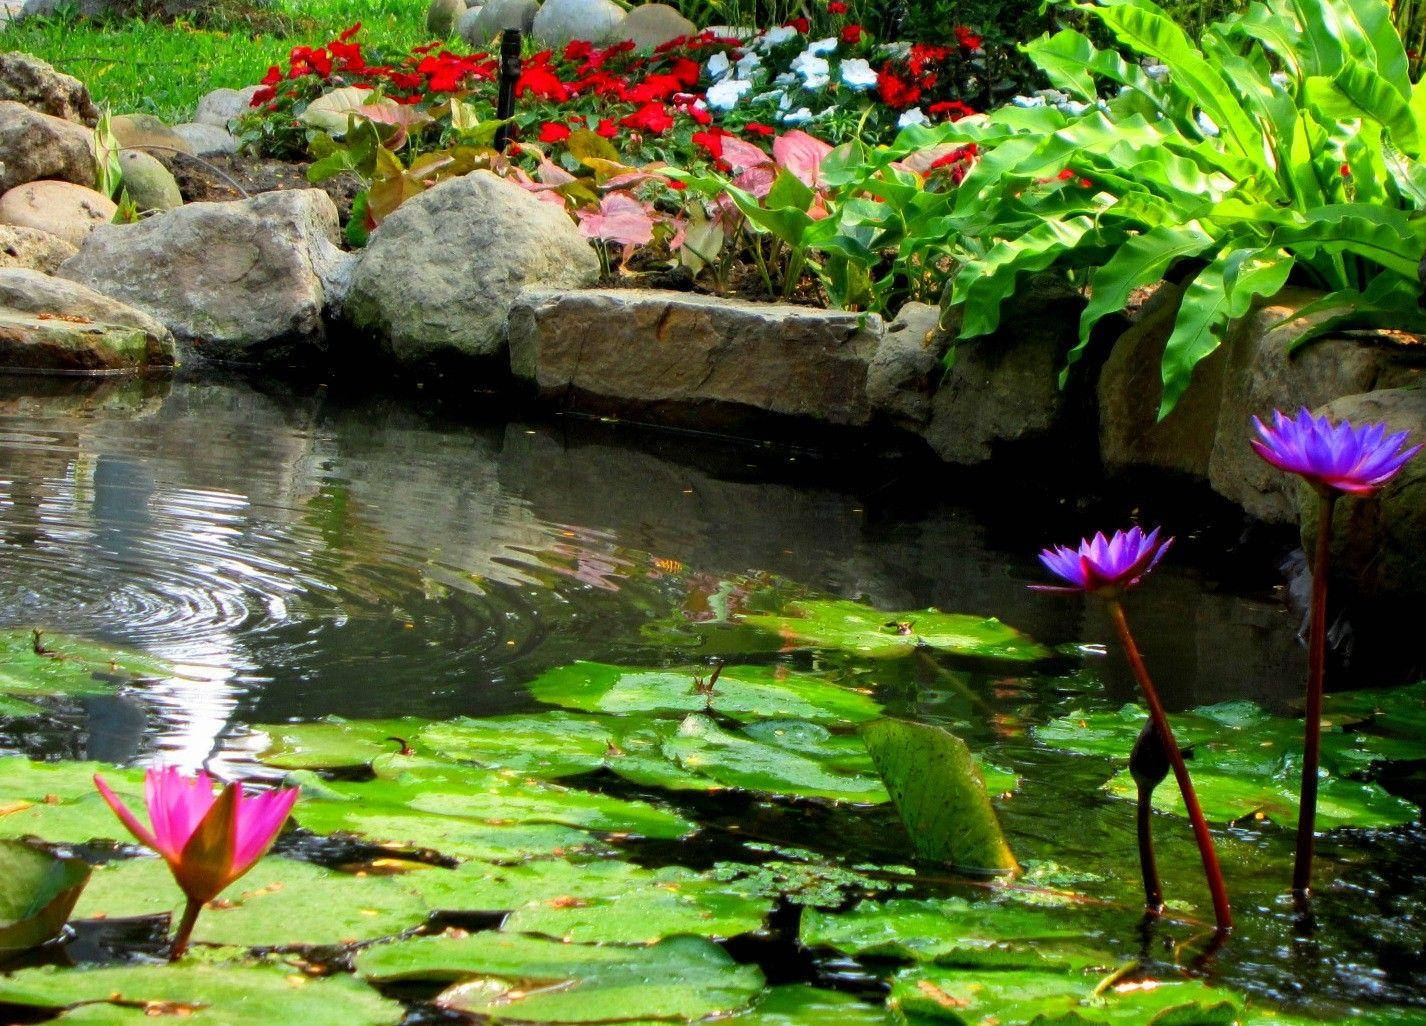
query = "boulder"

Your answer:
(194, 85), (260, 128)
(21, 0), (109, 15)
(117, 149), (182, 211)
(460, 0), (538, 44)
(60, 189), (350, 364)
(344, 171), (598, 364)
(0, 100), (95, 192)
(1206, 287), (1426, 523)
(0, 180), (114, 246)
(922, 279), (1087, 464)
(170, 122), (239, 156)
(0, 1), (24, 25)
(532, 0), (624, 45)
(110, 113), (193, 156)
(868, 301), (944, 429)
(427, 0), (464, 34)
(0, 53), (98, 124)
(1302, 386), (1426, 600)
(613, 3), (695, 49)
(0, 268), (174, 374)
(0, 223), (74, 272)
(507, 289), (884, 427)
